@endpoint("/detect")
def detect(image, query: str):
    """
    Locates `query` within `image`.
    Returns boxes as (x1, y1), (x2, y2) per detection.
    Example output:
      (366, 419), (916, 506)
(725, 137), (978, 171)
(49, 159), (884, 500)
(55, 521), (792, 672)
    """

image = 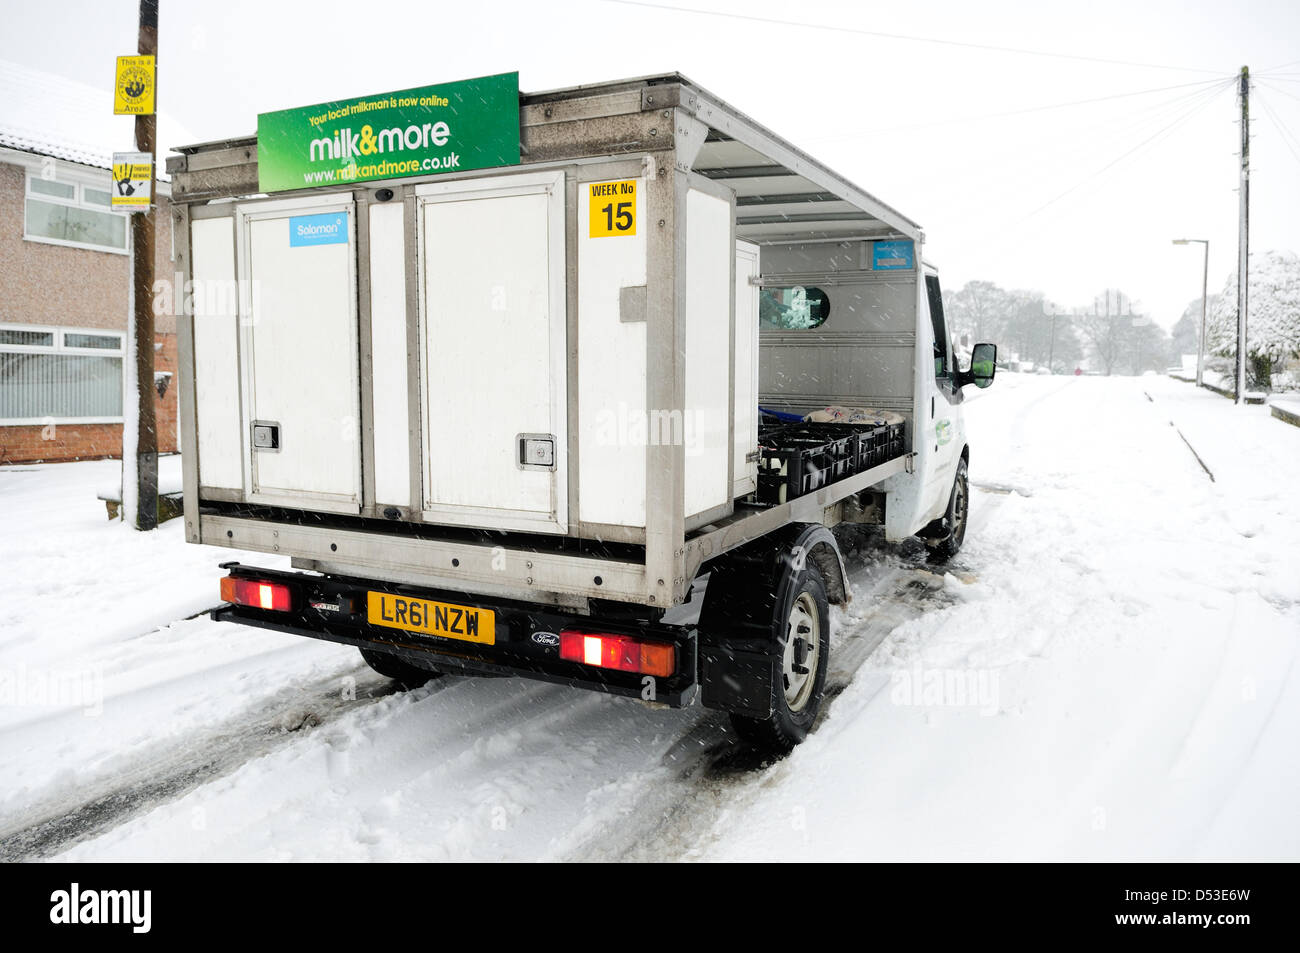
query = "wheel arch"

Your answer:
(787, 524), (850, 606)
(695, 522), (848, 722)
